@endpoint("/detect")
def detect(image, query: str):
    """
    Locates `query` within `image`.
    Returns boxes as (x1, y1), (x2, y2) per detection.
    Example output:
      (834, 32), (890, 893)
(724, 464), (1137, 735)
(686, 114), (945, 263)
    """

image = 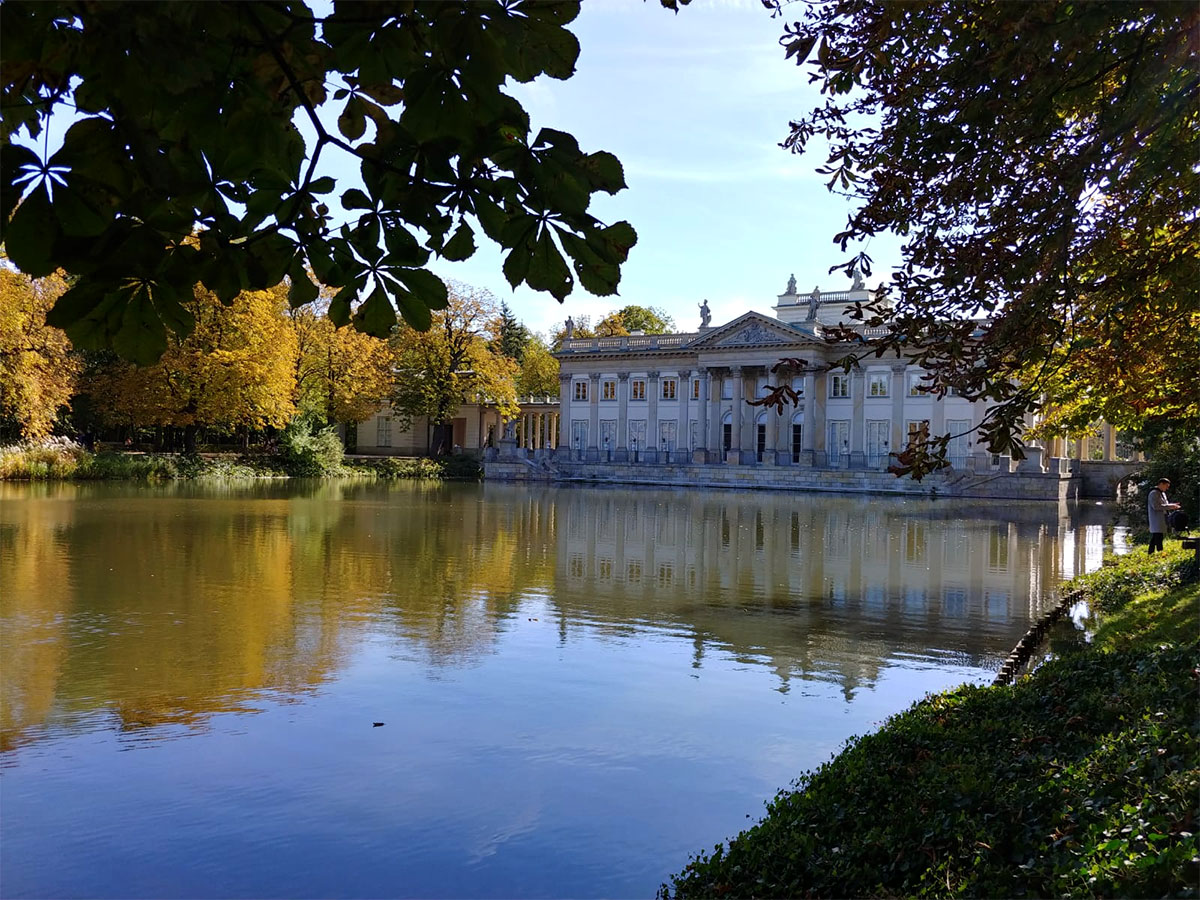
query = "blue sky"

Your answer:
(434, 0), (901, 337)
